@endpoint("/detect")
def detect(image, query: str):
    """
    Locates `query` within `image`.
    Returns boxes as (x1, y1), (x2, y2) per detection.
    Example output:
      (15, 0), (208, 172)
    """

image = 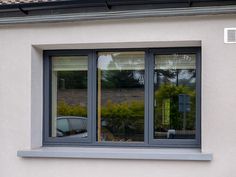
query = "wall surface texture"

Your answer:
(0, 14), (236, 177)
